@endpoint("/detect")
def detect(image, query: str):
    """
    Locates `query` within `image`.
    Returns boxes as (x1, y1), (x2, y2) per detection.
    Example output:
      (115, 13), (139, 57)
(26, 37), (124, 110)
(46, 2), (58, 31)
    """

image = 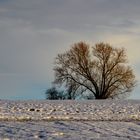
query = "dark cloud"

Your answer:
(1, 0), (140, 30)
